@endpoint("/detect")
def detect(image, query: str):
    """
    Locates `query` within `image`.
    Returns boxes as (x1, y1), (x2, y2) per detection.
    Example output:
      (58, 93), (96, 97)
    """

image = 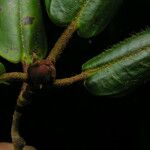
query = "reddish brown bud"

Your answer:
(27, 60), (56, 89)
